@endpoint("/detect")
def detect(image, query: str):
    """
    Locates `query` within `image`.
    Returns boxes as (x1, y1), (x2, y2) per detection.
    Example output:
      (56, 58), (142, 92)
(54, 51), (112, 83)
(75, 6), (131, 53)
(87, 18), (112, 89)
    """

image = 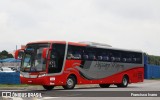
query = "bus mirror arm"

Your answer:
(15, 49), (24, 60)
(42, 48), (51, 60)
